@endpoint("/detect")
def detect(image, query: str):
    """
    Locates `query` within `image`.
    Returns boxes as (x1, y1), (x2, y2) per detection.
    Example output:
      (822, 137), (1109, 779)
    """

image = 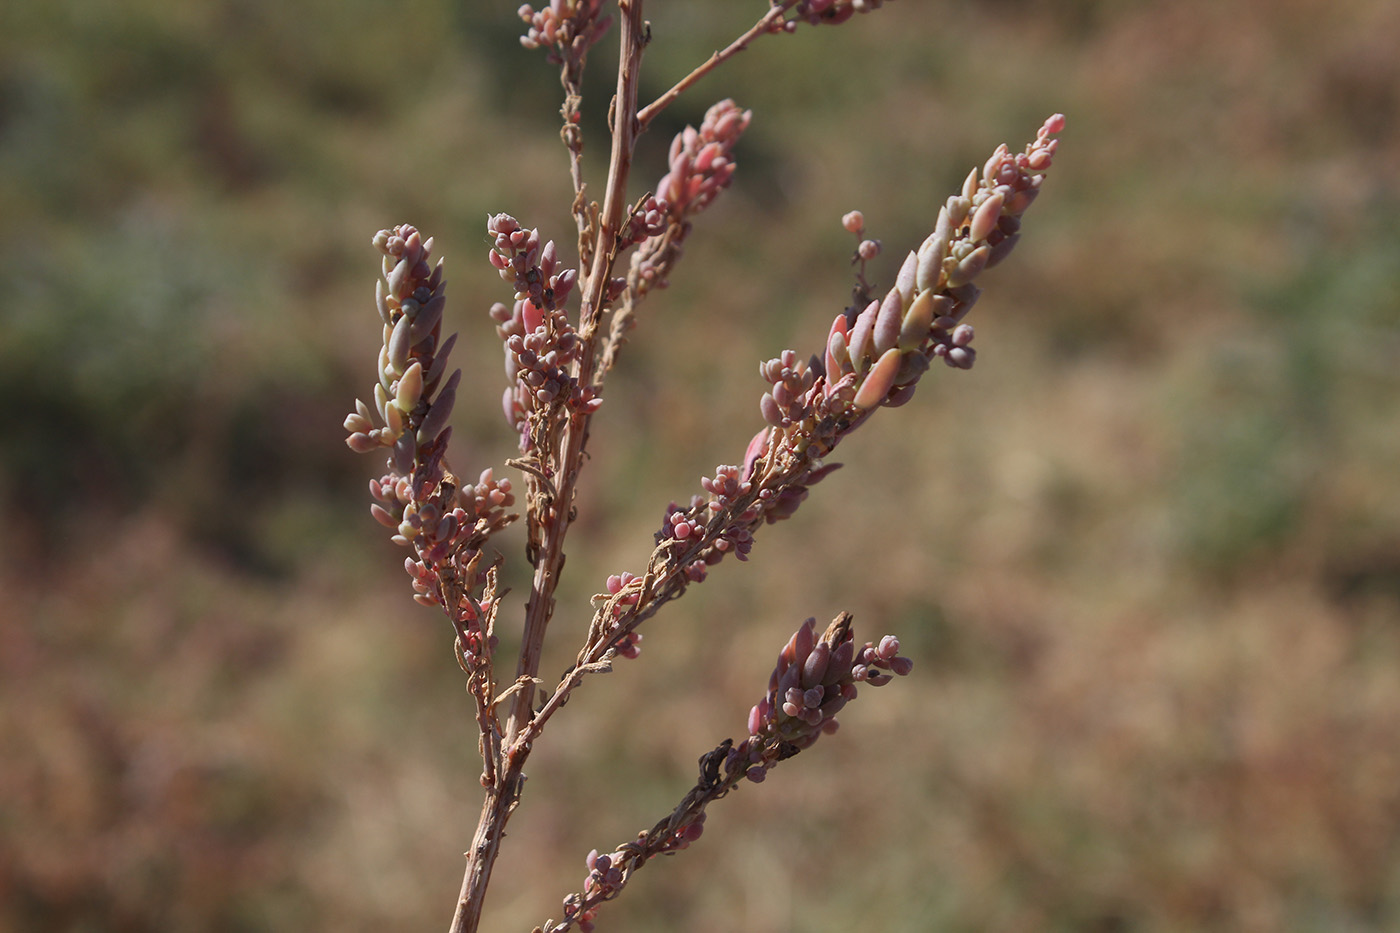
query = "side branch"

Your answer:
(503, 0), (649, 755)
(636, 2), (797, 130)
